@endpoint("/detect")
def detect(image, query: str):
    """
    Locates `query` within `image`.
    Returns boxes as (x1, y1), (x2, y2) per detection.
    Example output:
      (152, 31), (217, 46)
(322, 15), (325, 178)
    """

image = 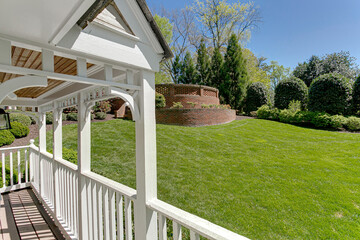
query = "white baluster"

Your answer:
(9, 152), (13, 186)
(117, 193), (124, 240)
(1, 152), (5, 187)
(159, 214), (167, 240)
(173, 222), (182, 240)
(125, 197), (132, 240)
